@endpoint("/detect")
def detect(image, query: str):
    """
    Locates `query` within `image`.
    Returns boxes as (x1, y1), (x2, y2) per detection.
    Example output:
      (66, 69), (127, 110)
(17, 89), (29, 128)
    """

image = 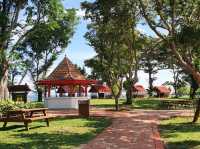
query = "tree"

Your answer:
(163, 63), (187, 98)
(85, 57), (104, 80)
(18, 9), (76, 101)
(138, 0), (200, 122)
(82, 0), (143, 107)
(0, 0), (76, 100)
(8, 52), (27, 85)
(182, 74), (199, 99)
(140, 38), (166, 96)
